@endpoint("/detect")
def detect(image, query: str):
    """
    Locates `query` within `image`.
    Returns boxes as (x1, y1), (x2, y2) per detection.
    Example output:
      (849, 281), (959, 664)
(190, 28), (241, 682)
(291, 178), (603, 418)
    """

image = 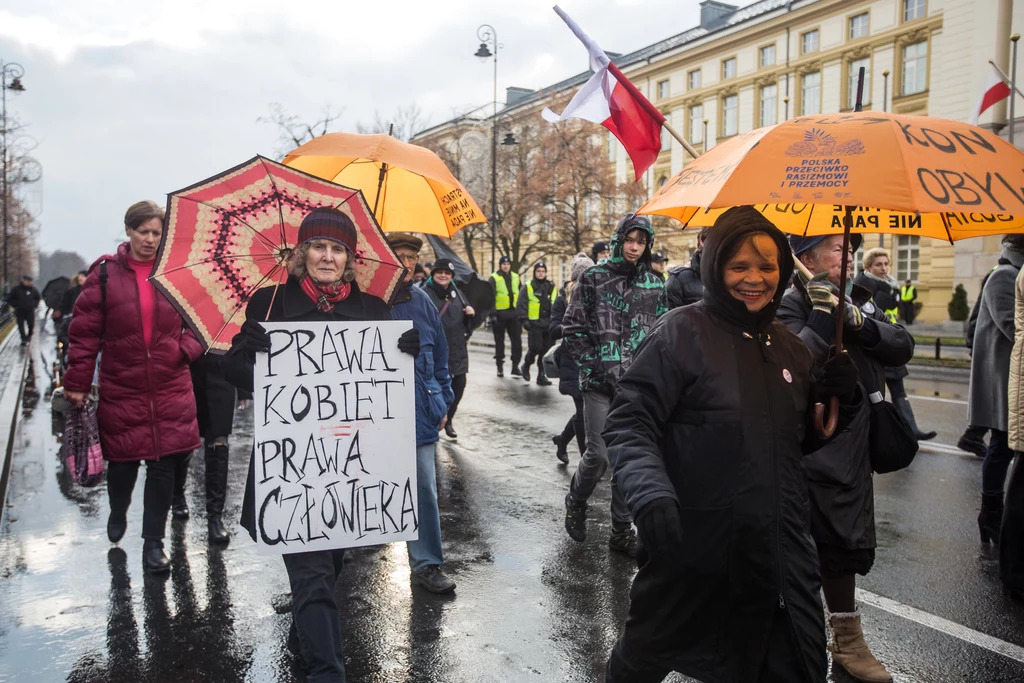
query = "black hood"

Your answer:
(700, 206), (794, 333)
